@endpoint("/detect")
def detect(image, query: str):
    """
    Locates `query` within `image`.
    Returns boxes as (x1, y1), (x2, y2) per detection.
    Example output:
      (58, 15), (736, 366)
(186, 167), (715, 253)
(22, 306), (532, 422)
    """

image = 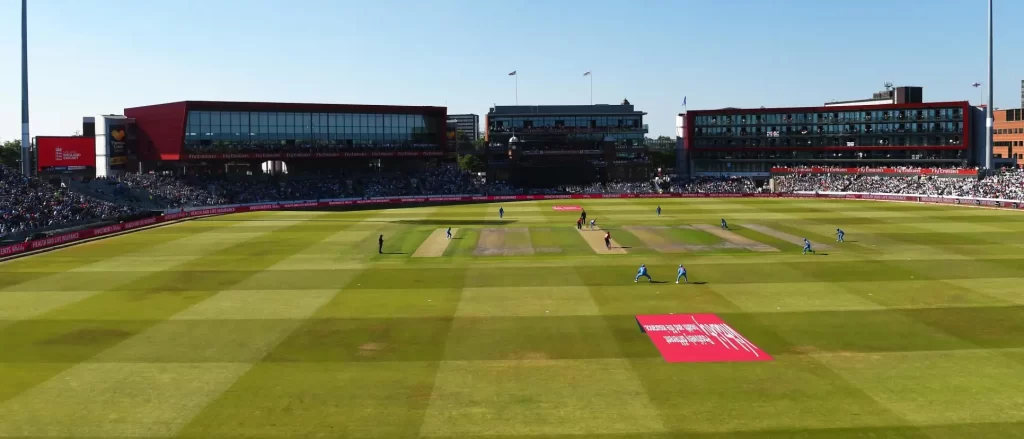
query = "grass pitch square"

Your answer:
(420, 359), (665, 436)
